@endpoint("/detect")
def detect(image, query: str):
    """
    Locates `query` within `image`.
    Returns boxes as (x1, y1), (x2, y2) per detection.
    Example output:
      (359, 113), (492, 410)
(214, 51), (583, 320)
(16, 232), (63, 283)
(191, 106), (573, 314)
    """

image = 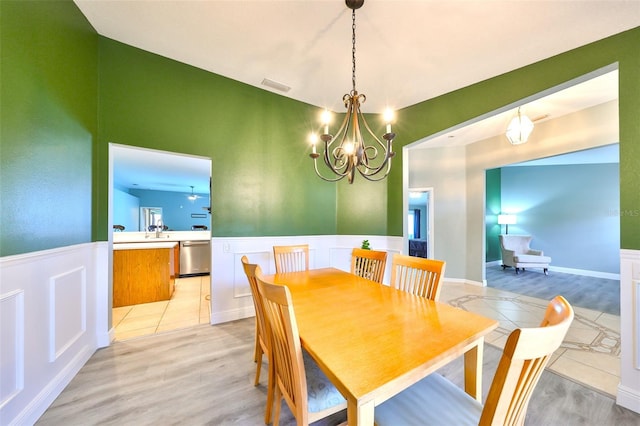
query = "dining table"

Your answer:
(262, 267), (499, 426)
